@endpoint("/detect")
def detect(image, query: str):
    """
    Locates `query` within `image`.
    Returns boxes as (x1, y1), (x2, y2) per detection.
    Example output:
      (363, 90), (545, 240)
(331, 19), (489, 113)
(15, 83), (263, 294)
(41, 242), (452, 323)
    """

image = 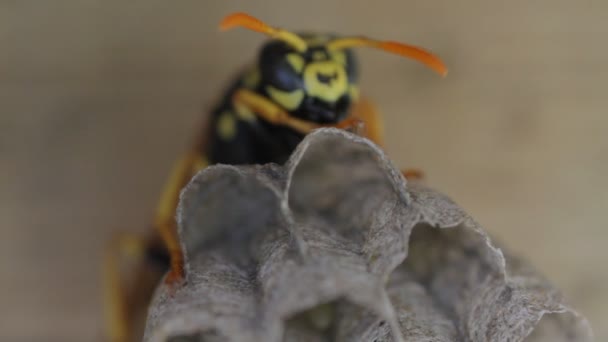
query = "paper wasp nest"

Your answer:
(144, 129), (592, 342)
